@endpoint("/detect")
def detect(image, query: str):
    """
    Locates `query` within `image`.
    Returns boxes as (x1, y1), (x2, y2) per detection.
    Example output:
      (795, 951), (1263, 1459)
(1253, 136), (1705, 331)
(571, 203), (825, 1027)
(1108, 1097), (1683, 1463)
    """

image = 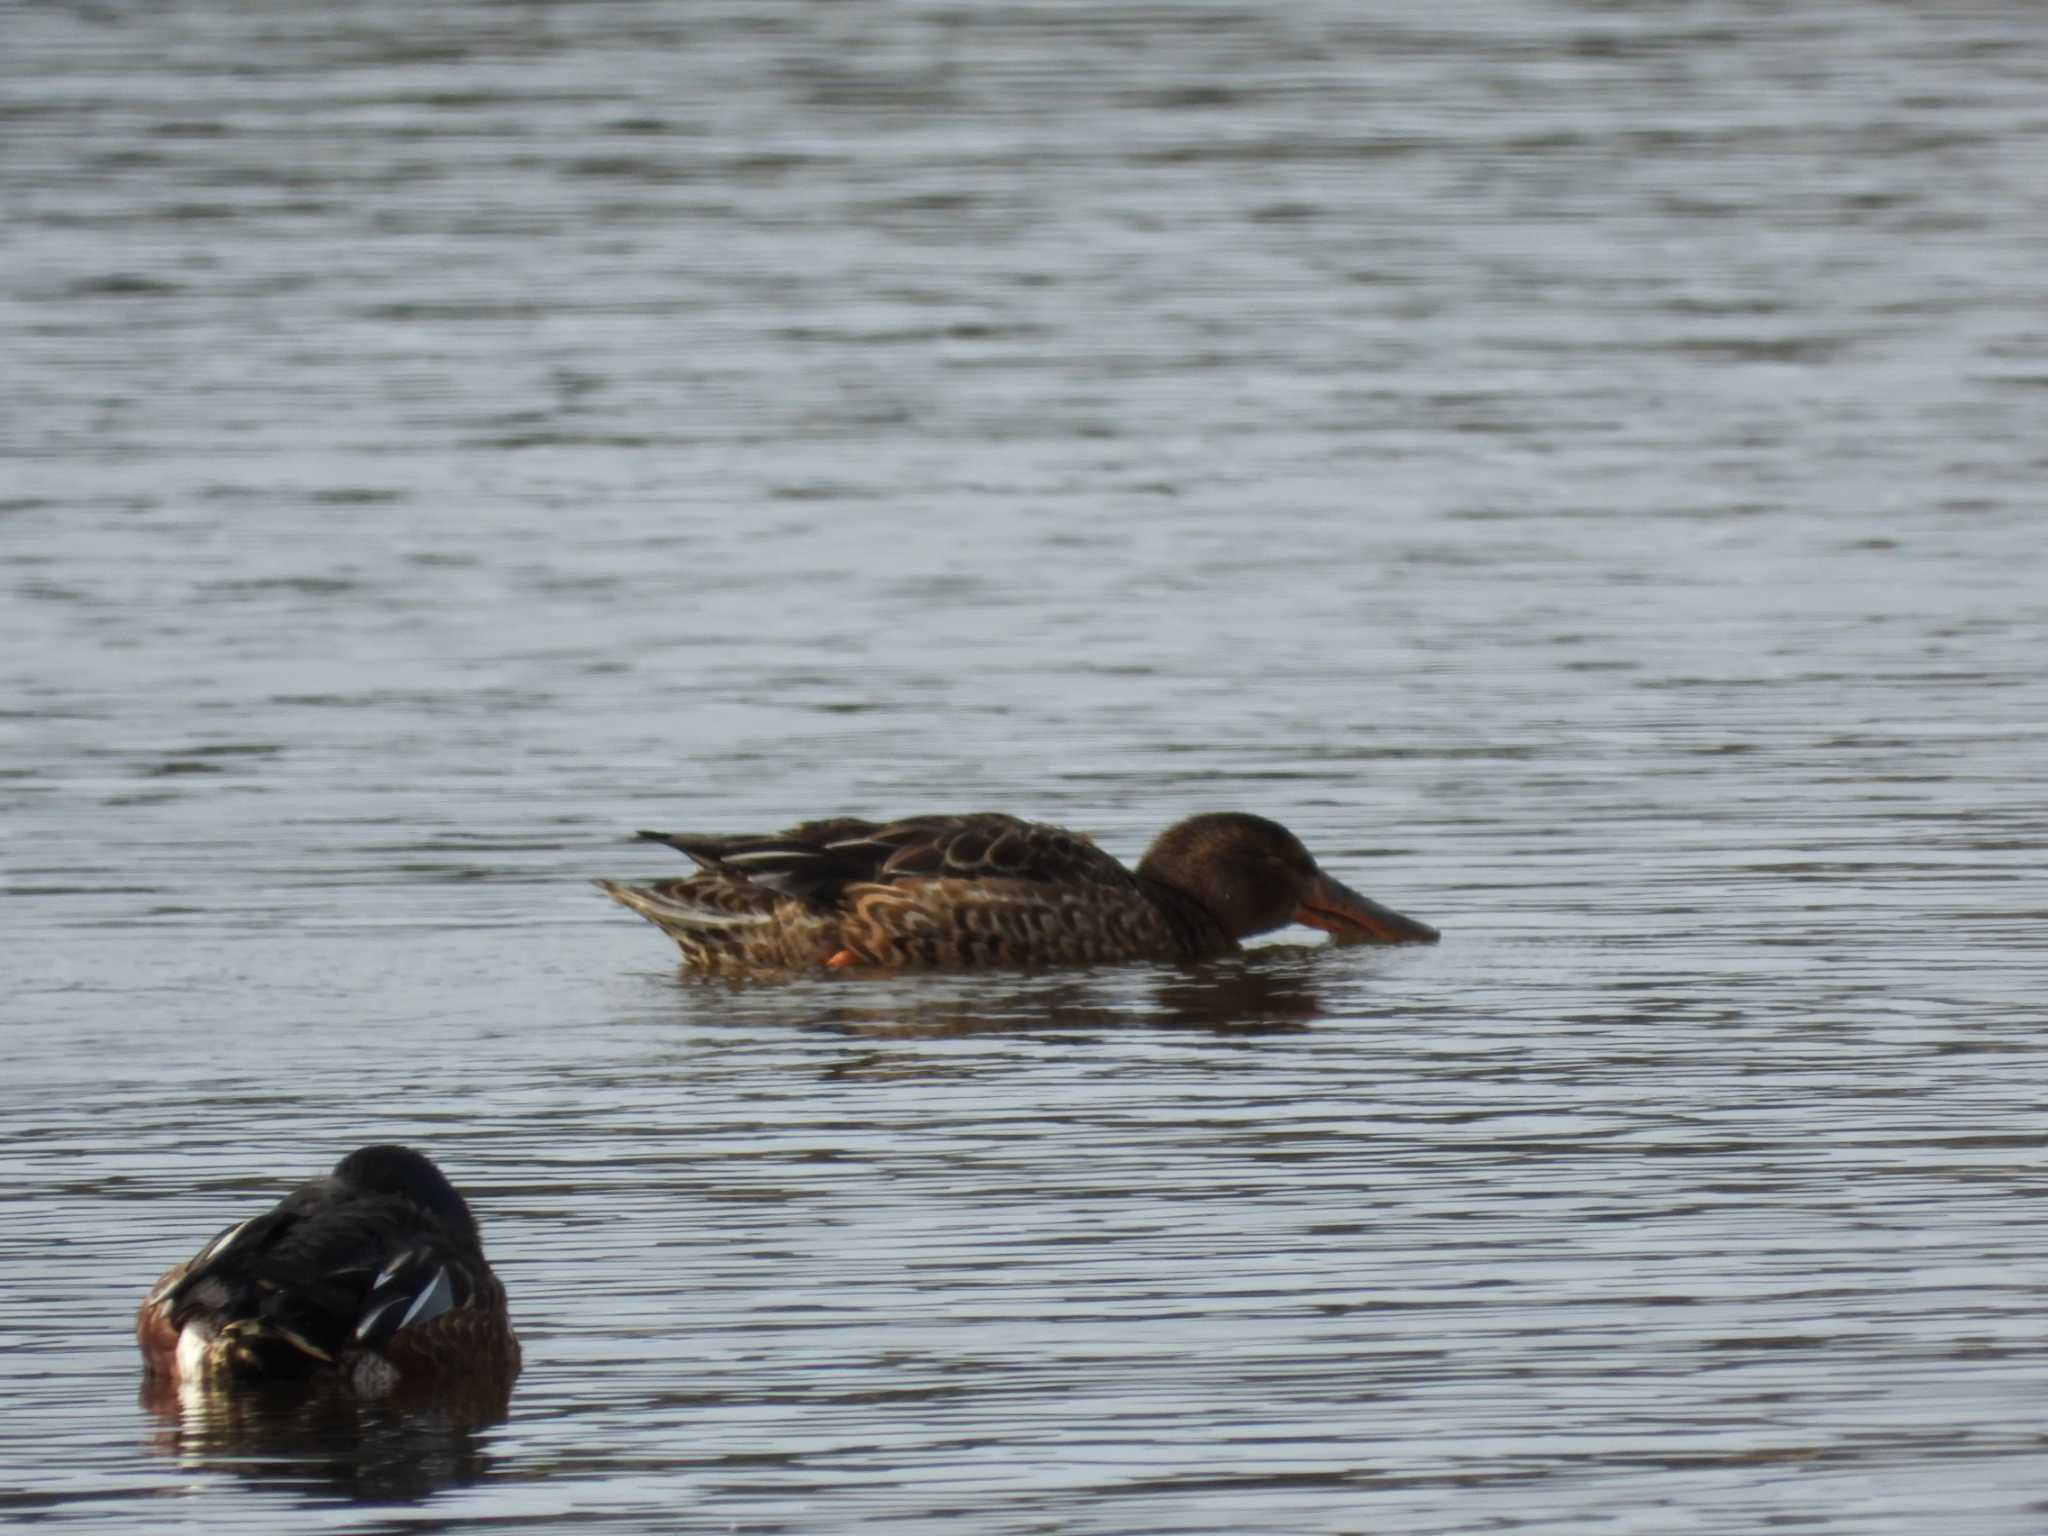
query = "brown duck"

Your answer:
(597, 811), (1439, 977)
